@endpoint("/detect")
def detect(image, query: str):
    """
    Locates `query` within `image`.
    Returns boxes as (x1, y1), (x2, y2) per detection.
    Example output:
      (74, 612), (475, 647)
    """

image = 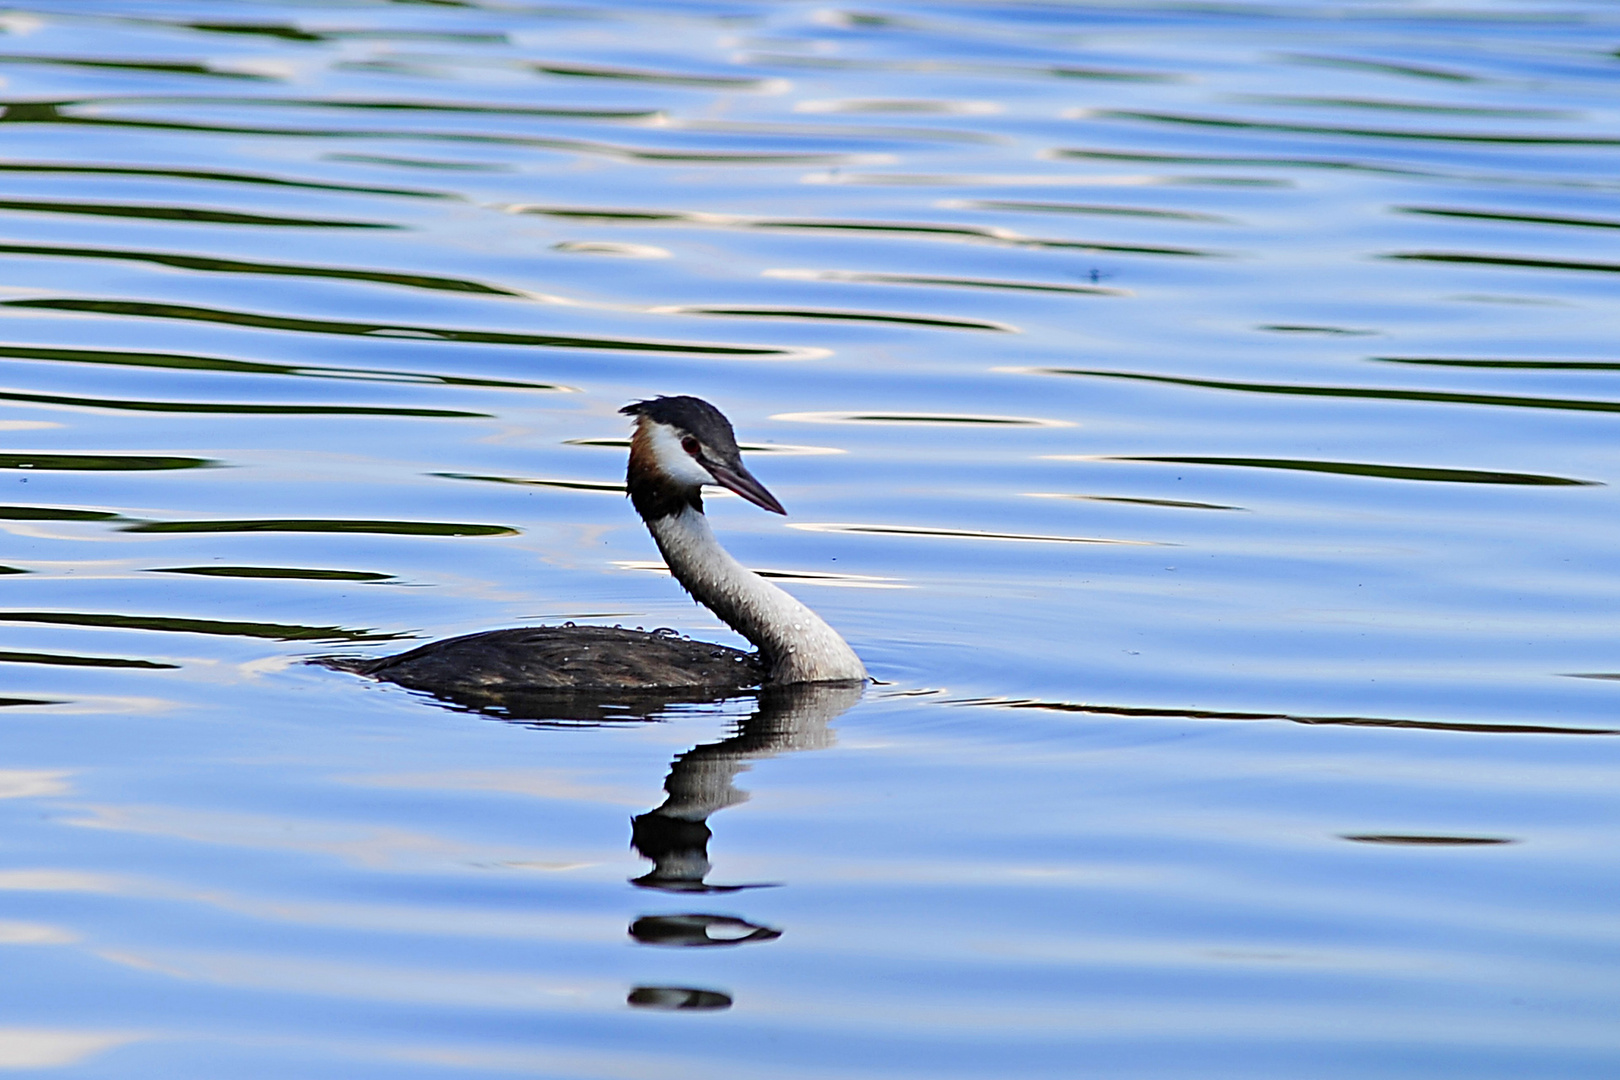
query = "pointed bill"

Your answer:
(705, 460), (787, 515)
